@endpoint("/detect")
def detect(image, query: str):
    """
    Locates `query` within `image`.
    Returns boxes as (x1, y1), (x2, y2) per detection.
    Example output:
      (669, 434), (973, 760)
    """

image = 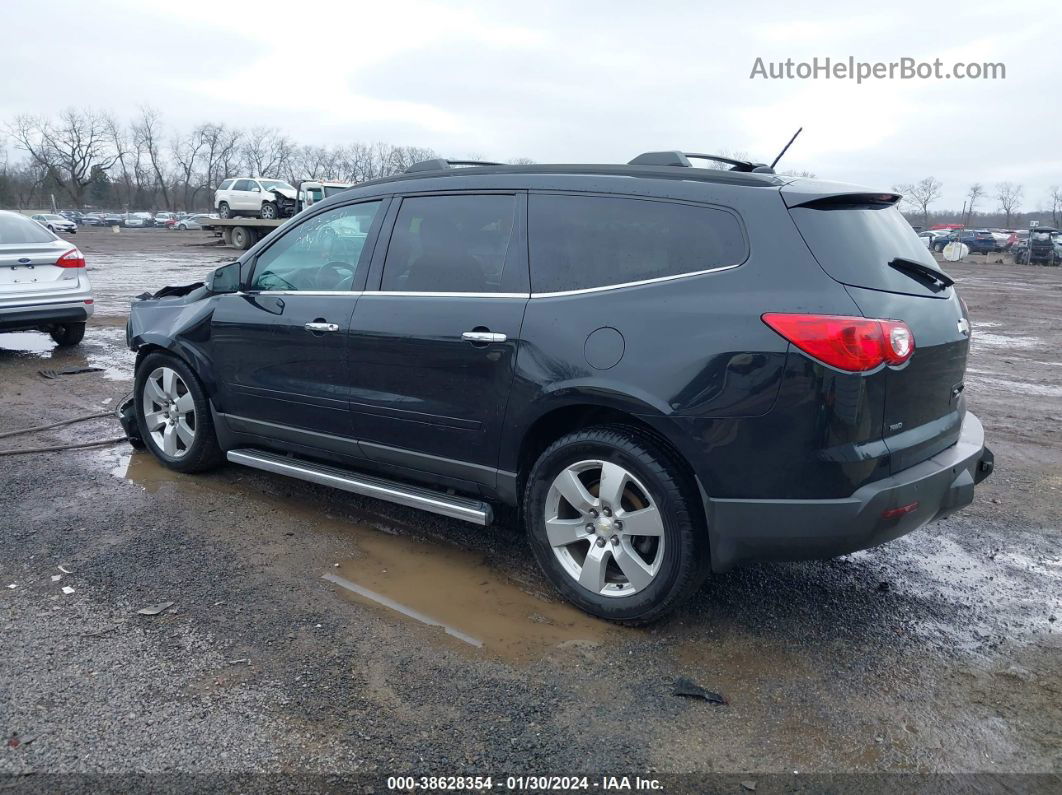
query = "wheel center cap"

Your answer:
(594, 516), (614, 537)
